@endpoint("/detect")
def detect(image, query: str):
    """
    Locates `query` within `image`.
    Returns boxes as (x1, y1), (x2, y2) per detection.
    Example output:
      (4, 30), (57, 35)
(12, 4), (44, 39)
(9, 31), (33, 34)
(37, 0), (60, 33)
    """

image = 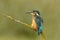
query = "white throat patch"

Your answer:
(34, 12), (39, 16)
